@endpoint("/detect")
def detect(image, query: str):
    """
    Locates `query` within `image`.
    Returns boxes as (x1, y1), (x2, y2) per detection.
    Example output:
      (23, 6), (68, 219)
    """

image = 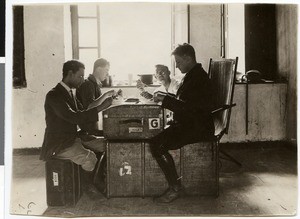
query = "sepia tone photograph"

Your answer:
(8, 1), (297, 218)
